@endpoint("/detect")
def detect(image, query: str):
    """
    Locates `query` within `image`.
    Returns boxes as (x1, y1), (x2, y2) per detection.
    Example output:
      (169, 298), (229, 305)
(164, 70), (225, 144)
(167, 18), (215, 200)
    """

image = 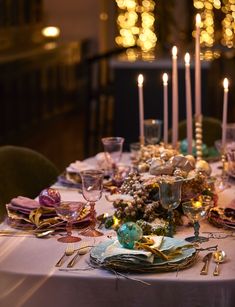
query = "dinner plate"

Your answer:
(208, 207), (235, 229)
(90, 236), (196, 267)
